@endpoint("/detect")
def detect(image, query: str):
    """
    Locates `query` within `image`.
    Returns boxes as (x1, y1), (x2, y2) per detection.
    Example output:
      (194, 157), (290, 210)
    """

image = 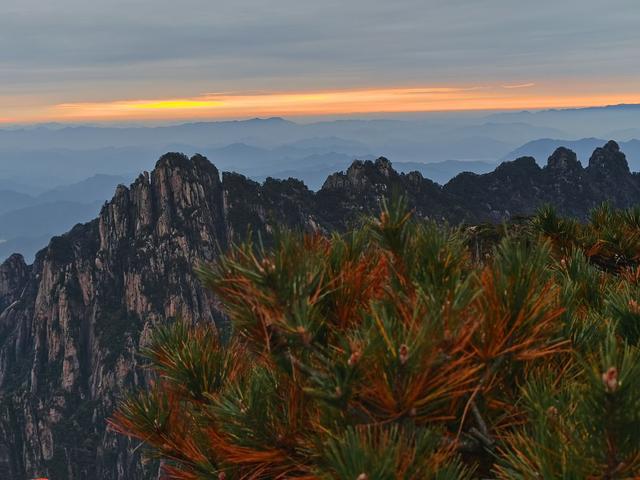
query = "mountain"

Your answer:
(249, 152), (368, 191)
(503, 138), (640, 172)
(0, 157), (230, 479)
(0, 176), (129, 263)
(448, 121), (566, 145)
(0, 147), (159, 186)
(0, 175), (127, 218)
(486, 104), (640, 138)
(0, 179), (45, 196)
(274, 136), (371, 155)
(0, 190), (37, 215)
(1, 141), (640, 479)
(37, 175), (128, 204)
(607, 128), (640, 141)
(393, 159), (497, 185)
(0, 235), (53, 264)
(0, 201), (103, 239)
(0, 117), (298, 151)
(0, 116), (573, 191)
(6, 108), (640, 195)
